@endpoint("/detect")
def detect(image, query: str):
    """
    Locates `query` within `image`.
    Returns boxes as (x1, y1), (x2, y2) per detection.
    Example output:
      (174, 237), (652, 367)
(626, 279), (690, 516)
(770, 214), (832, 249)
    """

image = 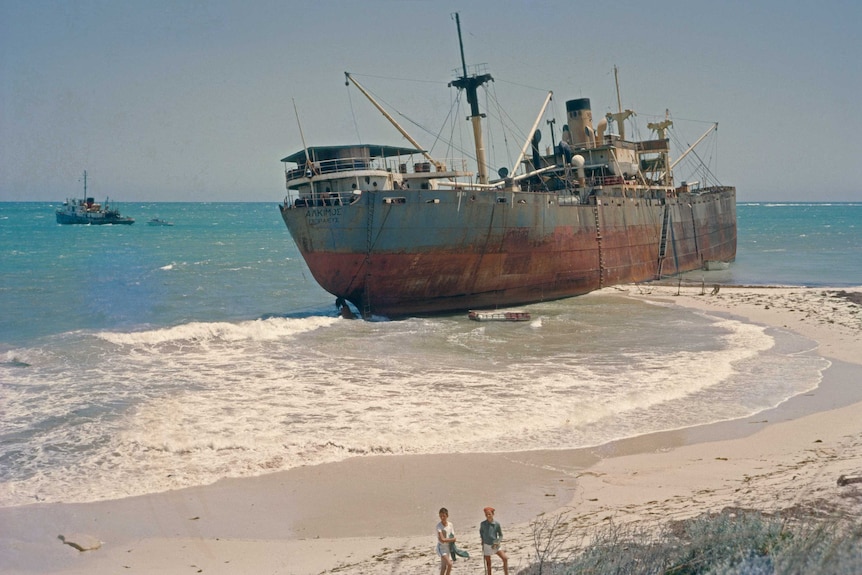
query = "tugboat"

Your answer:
(56, 171), (134, 225)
